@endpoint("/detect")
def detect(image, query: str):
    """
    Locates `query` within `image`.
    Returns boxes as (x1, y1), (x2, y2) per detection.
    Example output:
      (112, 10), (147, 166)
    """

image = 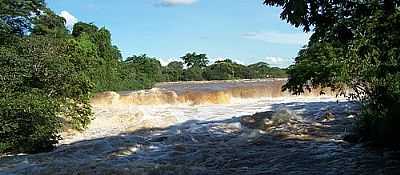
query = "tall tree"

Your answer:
(125, 54), (163, 88)
(204, 59), (235, 80)
(0, 1), (96, 153)
(165, 61), (184, 81)
(181, 52), (209, 68)
(72, 22), (98, 38)
(264, 0), (400, 144)
(32, 9), (68, 37)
